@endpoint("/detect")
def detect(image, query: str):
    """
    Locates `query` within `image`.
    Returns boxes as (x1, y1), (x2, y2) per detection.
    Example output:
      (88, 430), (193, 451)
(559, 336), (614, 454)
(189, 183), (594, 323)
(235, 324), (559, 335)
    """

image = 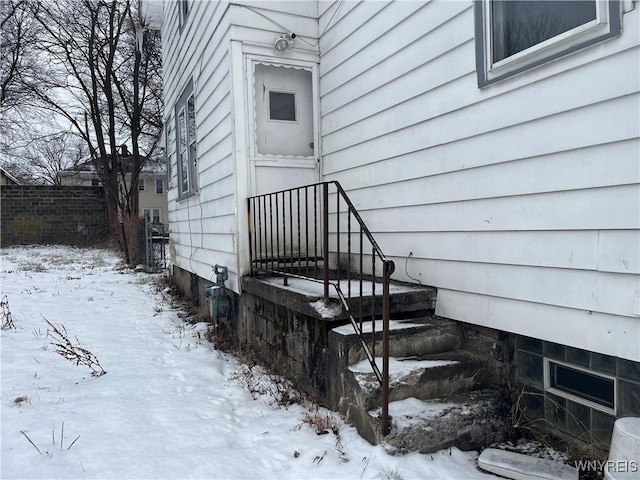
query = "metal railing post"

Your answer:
(247, 198), (253, 274)
(323, 182), (329, 301)
(381, 260), (393, 436)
